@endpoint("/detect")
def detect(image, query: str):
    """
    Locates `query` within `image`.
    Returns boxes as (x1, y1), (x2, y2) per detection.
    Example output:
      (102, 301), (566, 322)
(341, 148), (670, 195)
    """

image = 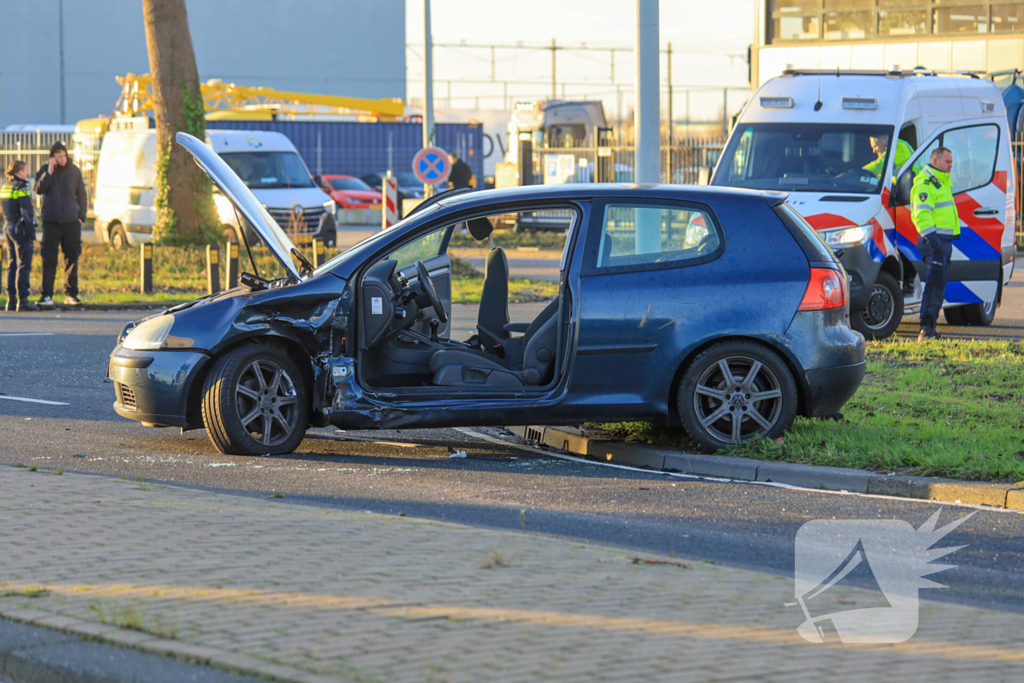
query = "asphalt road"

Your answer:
(1, 305), (1023, 617)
